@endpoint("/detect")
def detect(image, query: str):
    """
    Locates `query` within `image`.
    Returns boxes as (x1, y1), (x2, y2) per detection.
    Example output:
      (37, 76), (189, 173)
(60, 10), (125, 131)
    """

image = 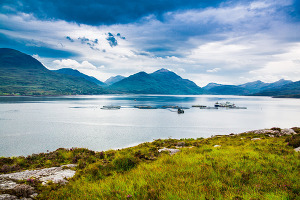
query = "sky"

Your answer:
(1, 0), (300, 86)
